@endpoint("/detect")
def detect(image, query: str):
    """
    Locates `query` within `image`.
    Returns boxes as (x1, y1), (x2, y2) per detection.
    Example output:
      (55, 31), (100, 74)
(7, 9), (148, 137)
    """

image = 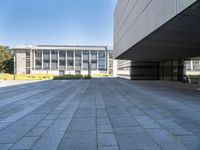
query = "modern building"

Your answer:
(13, 45), (114, 76)
(114, 0), (200, 81)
